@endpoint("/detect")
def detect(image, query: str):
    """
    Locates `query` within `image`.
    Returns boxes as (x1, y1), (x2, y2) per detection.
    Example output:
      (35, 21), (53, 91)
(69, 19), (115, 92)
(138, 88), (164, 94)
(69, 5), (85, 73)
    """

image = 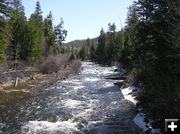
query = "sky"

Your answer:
(22, 0), (134, 42)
